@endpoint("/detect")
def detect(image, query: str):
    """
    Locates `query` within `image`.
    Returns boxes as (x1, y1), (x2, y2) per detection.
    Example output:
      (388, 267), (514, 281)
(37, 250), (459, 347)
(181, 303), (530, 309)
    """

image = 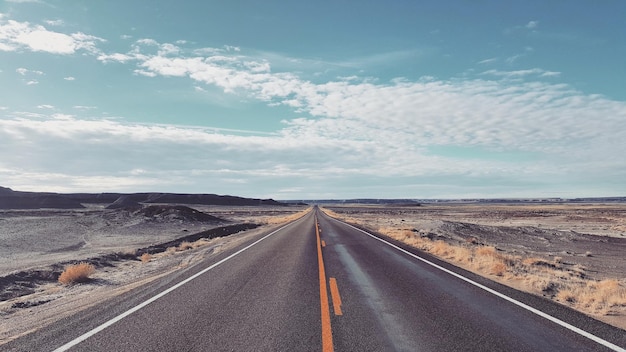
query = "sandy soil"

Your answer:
(323, 203), (626, 330)
(0, 205), (307, 345)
